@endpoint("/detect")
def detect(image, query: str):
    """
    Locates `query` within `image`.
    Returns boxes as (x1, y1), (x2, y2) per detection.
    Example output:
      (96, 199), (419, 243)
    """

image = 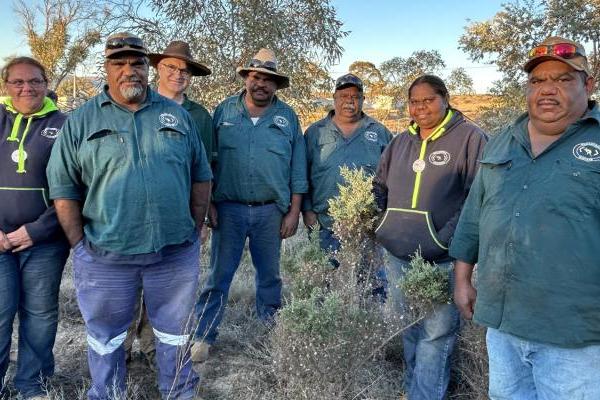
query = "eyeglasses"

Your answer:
(160, 63), (191, 78)
(409, 97), (438, 107)
(247, 59), (277, 72)
(106, 36), (146, 50)
(528, 43), (585, 60)
(5, 78), (47, 88)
